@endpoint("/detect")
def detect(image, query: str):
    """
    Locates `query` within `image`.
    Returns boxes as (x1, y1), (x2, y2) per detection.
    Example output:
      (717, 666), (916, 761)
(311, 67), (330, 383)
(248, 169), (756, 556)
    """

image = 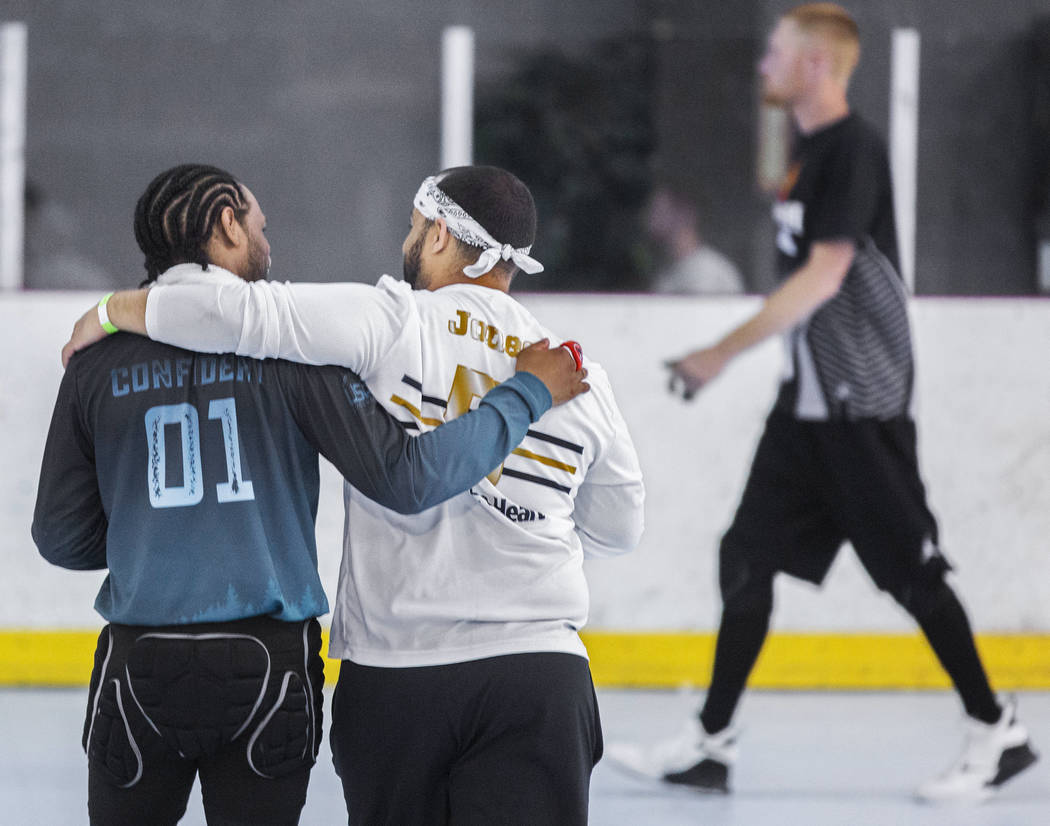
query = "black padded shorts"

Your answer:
(83, 615), (323, 826)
